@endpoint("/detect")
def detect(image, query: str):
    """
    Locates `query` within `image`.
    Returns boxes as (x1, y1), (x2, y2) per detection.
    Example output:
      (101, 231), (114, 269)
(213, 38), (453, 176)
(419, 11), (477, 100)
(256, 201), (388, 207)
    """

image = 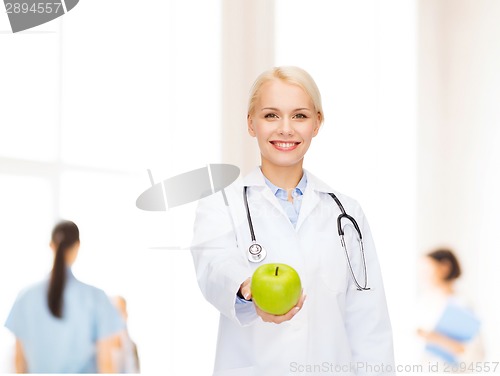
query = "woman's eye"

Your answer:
(264, 113), (278, 119)
(293, 113), (307, 119)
